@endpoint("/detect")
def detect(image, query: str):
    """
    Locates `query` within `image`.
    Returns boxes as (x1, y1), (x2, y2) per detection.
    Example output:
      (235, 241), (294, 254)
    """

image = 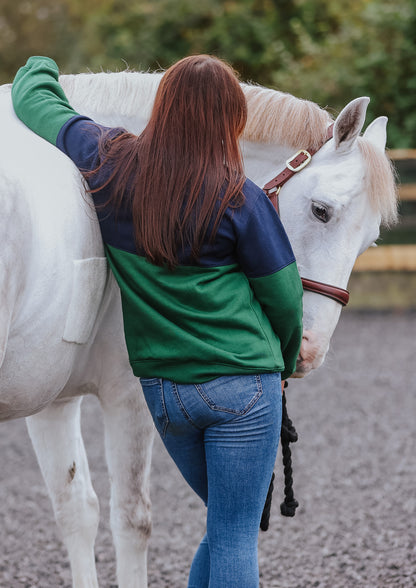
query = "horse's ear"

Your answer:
(363, 116), (388, 152)
(333, 97), (370, 153)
